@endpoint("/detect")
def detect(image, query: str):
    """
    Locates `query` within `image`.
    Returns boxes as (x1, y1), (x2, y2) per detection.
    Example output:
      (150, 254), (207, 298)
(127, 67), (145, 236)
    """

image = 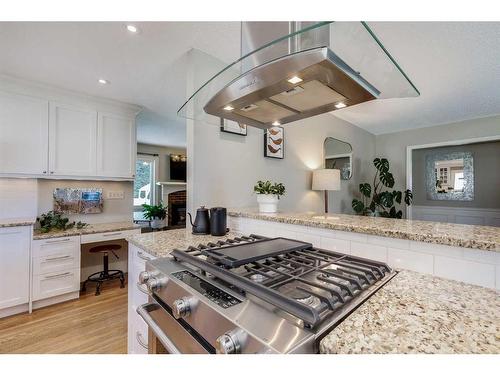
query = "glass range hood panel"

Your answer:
(178, 22), (419, 126)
